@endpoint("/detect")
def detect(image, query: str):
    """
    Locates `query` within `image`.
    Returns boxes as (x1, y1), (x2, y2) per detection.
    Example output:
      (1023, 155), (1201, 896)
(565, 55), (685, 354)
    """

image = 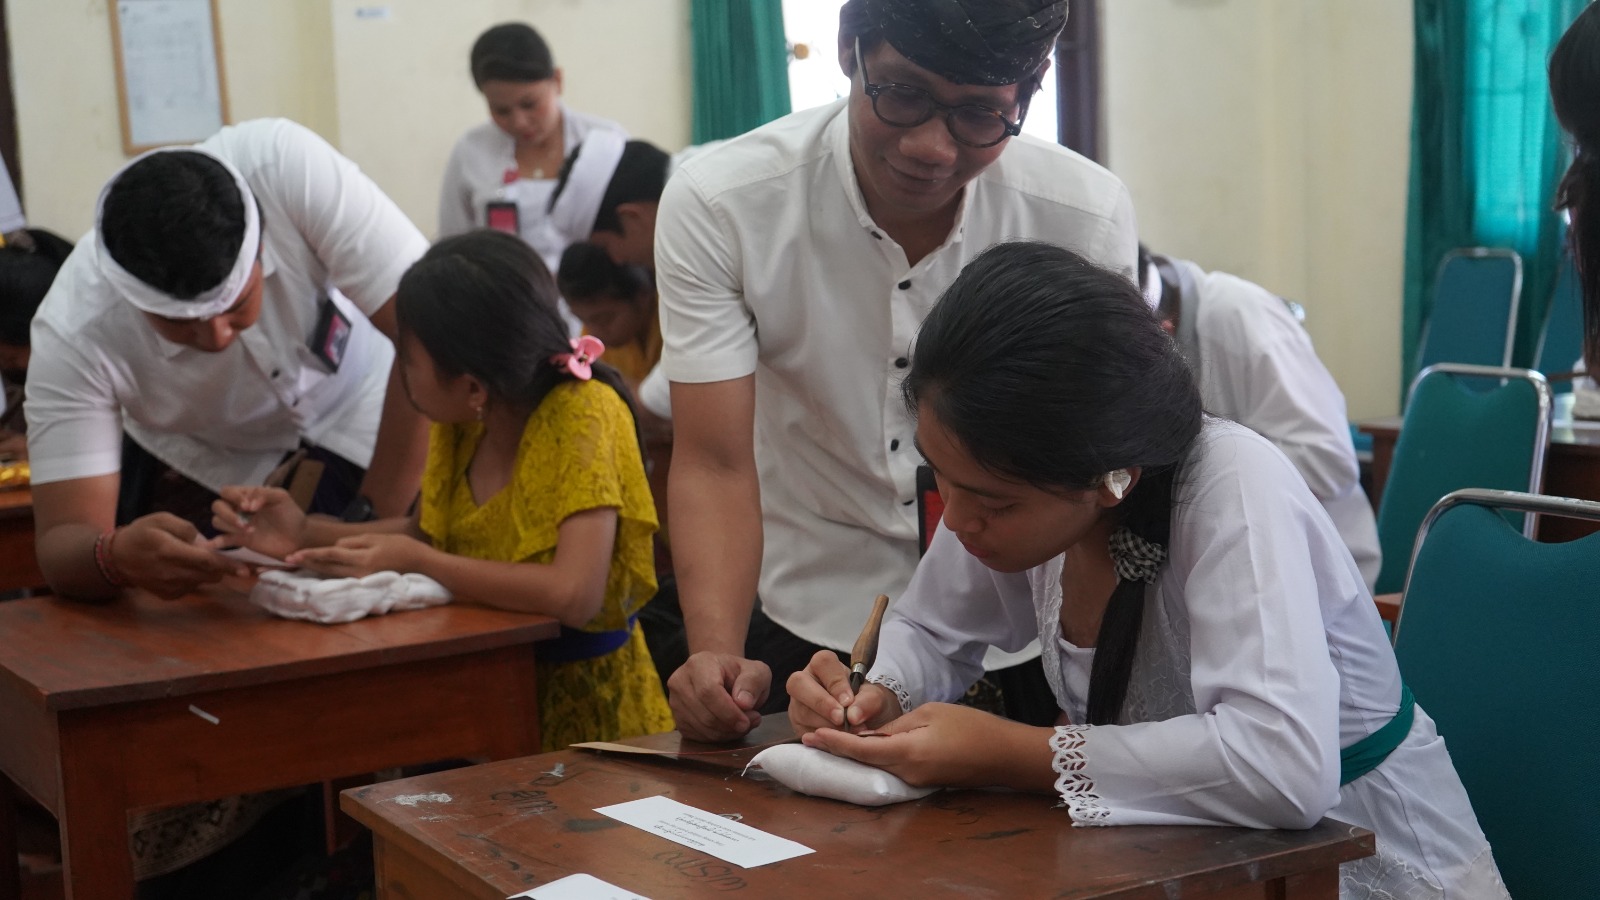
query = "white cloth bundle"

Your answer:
(746, 743), (938, 807)
(250, 569), (452, 624)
